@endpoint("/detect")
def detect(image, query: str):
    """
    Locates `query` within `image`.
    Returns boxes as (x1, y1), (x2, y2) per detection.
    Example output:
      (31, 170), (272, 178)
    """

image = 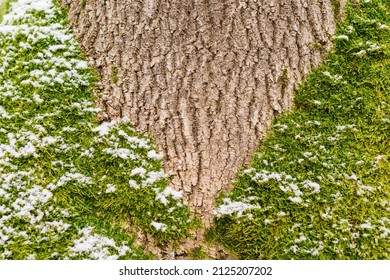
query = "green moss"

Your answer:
(331, 0), (341, 20)
(311, 41), (325, 51)
(81, 0), (87, 11)
(189, 246), (207, 260)
(0, 0), (9, 22)
(278, 68), (289, 91)
(111, 66), (119, 84)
